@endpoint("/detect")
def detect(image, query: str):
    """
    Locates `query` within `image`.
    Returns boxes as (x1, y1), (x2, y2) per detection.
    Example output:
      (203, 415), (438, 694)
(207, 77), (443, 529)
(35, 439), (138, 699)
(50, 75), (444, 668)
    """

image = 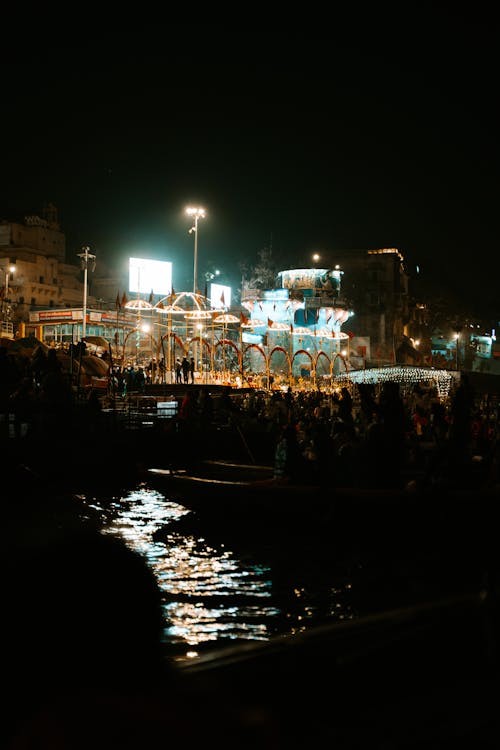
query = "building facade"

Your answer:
(0, 208), (96, 336)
